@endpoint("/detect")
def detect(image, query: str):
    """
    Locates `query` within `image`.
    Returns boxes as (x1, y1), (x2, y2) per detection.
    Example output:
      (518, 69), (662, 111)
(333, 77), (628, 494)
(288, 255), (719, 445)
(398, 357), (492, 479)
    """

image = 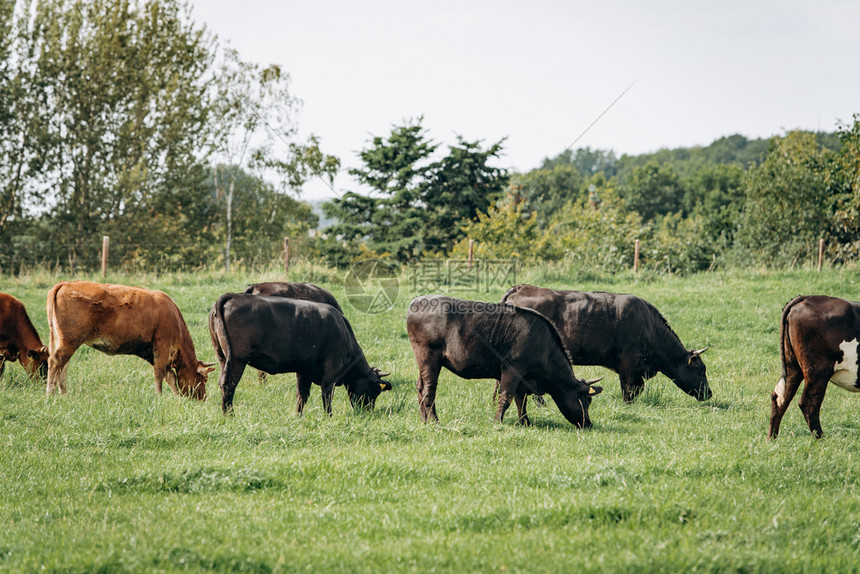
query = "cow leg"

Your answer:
(0, 356), (5, 380)
(514, 393), (531, 426)
(321, 381), (335, 416)
(152, 367), (179, 395)
(47, 345), (75, 394)
(165, 370), (179, 395)
(767, 365), (803, 440)
(798, 375), (829, 439)
(258, 370), (268, 385)
(416, 357), (442, 423)
(153, 350), (180, 395)
(219, 359), (246, 415)
(495, 371), (519, 423)
(57, 361), (71, 393)
(619, 362), (645, 402)
(296, 372), (312, 415)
